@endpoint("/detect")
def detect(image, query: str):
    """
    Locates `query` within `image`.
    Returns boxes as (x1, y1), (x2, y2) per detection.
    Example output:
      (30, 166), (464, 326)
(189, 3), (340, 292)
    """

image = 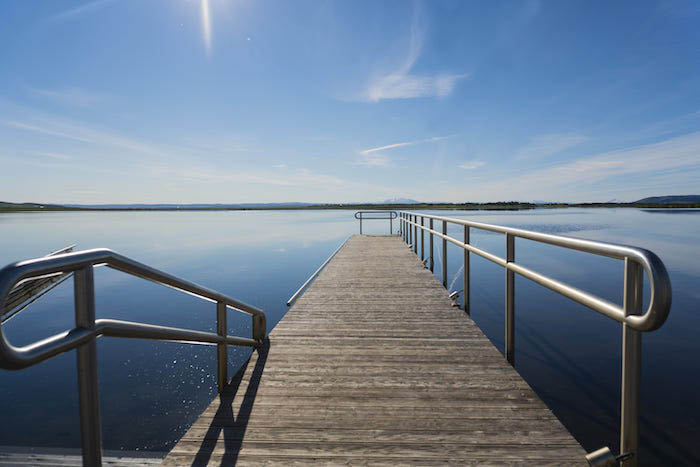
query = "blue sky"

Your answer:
(1, 0), (699, 203)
